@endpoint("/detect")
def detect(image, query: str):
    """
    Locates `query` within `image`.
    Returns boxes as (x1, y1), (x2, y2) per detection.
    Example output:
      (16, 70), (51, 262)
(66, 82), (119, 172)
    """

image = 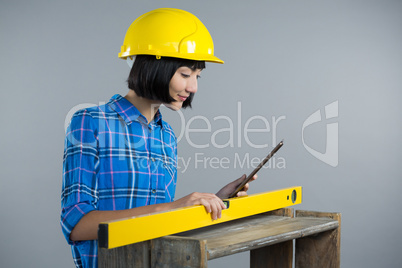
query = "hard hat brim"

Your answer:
(119, 51), (224, 64)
